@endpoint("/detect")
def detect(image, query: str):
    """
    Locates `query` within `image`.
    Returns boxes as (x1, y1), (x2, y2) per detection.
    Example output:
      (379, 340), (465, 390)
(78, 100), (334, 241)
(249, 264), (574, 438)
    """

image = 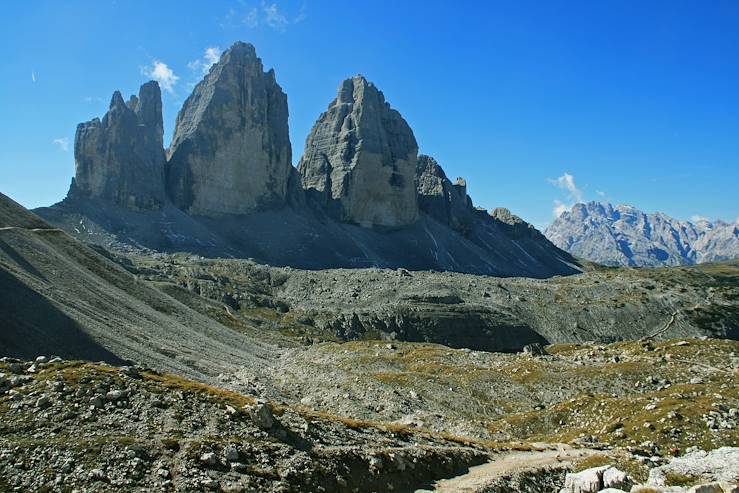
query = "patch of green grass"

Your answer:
(664, 472), (703, 487)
